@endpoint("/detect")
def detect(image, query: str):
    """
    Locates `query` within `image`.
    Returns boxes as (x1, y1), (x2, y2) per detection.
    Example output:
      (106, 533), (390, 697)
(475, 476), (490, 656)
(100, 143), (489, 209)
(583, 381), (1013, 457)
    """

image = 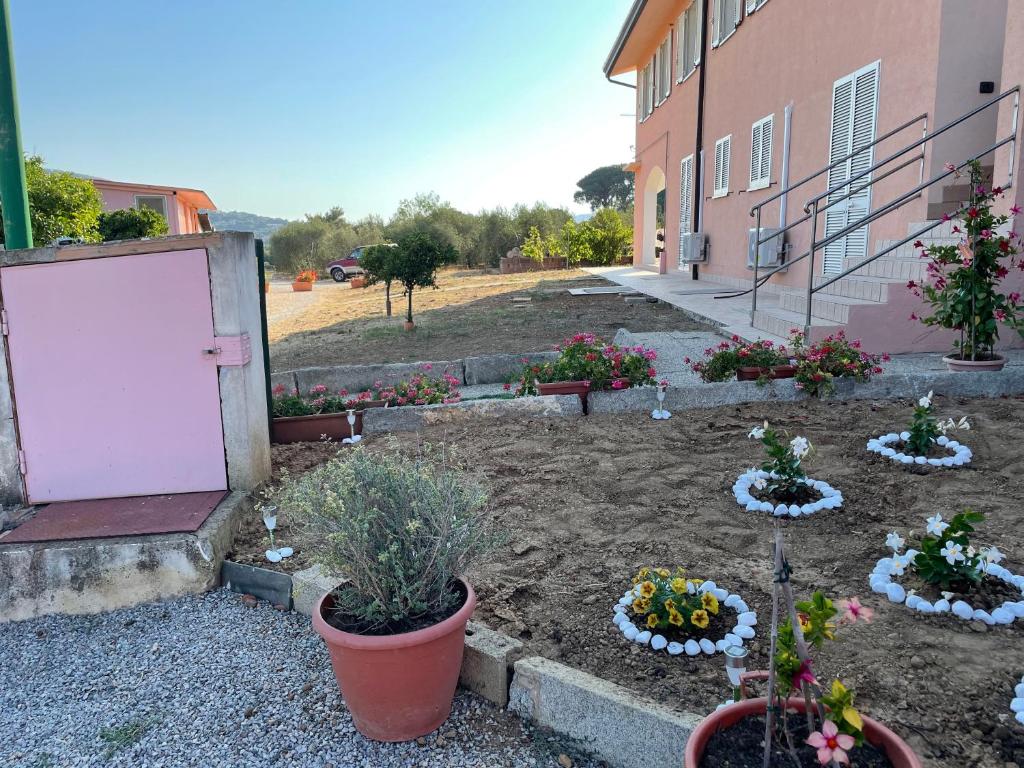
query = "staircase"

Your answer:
(752, 219), (962, 351)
